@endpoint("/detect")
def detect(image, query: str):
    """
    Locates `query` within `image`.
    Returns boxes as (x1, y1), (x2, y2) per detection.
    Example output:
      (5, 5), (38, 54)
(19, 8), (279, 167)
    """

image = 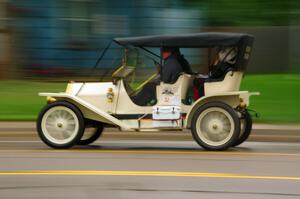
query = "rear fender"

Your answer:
(185, 91), (259, 128)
